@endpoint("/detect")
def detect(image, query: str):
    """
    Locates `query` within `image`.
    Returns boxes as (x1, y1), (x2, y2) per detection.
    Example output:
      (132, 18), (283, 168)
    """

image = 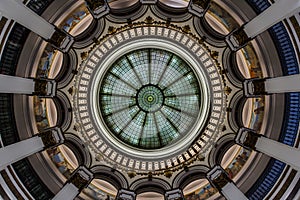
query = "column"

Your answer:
(236, 127), (300, 171)
(53, 166), (93, 200)
(165, 188), (184, 200)
(0, 127), (64, 171)
(243, 74), (300, 97)
(116, 189), (136, 200)
(207, 166), (248, 200)
(85, 0), (110, 19)
(244, 0), (300, 38)
(0, 0), (73, 52)
(264, 74), (300, 93)
(188, 0), (211, 18)
(226, 0), (300, 50)
(0, 74), (57, 97)
(0, 74), (34, 94)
